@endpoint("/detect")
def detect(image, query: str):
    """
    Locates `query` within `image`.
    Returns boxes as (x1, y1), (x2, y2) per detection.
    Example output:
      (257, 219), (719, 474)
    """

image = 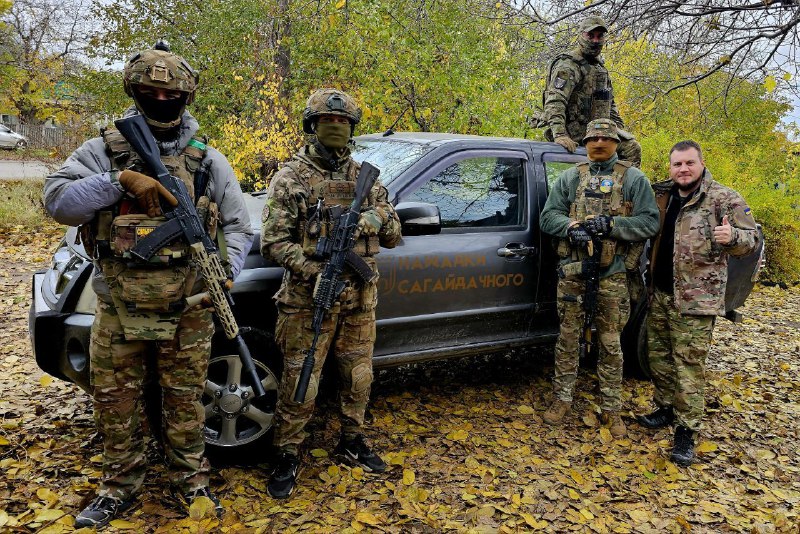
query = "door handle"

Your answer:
(497, 243), (537, 258)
